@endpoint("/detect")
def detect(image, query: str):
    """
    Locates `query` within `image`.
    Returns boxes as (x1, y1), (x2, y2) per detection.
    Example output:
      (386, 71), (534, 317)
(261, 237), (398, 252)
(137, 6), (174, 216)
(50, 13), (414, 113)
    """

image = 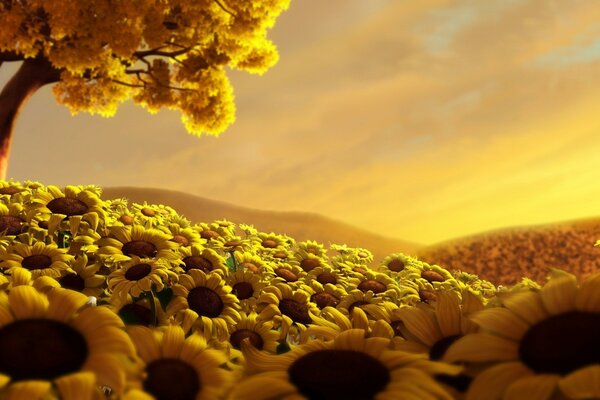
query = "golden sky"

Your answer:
(3, 0), (600, 245)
